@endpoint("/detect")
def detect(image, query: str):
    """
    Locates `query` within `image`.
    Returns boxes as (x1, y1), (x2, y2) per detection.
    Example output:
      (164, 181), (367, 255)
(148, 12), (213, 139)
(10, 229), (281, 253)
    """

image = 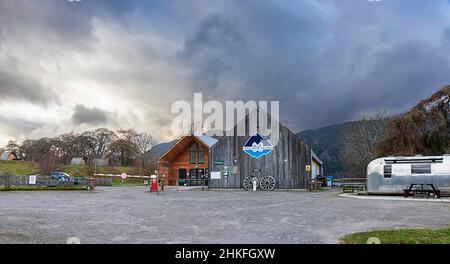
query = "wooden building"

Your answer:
(158, 133), (218, 186)
(70, 157), (86, 165)
(0, 151), (18, 161)
(209, 109), (313, 189)
(311, 150), (324, 179)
